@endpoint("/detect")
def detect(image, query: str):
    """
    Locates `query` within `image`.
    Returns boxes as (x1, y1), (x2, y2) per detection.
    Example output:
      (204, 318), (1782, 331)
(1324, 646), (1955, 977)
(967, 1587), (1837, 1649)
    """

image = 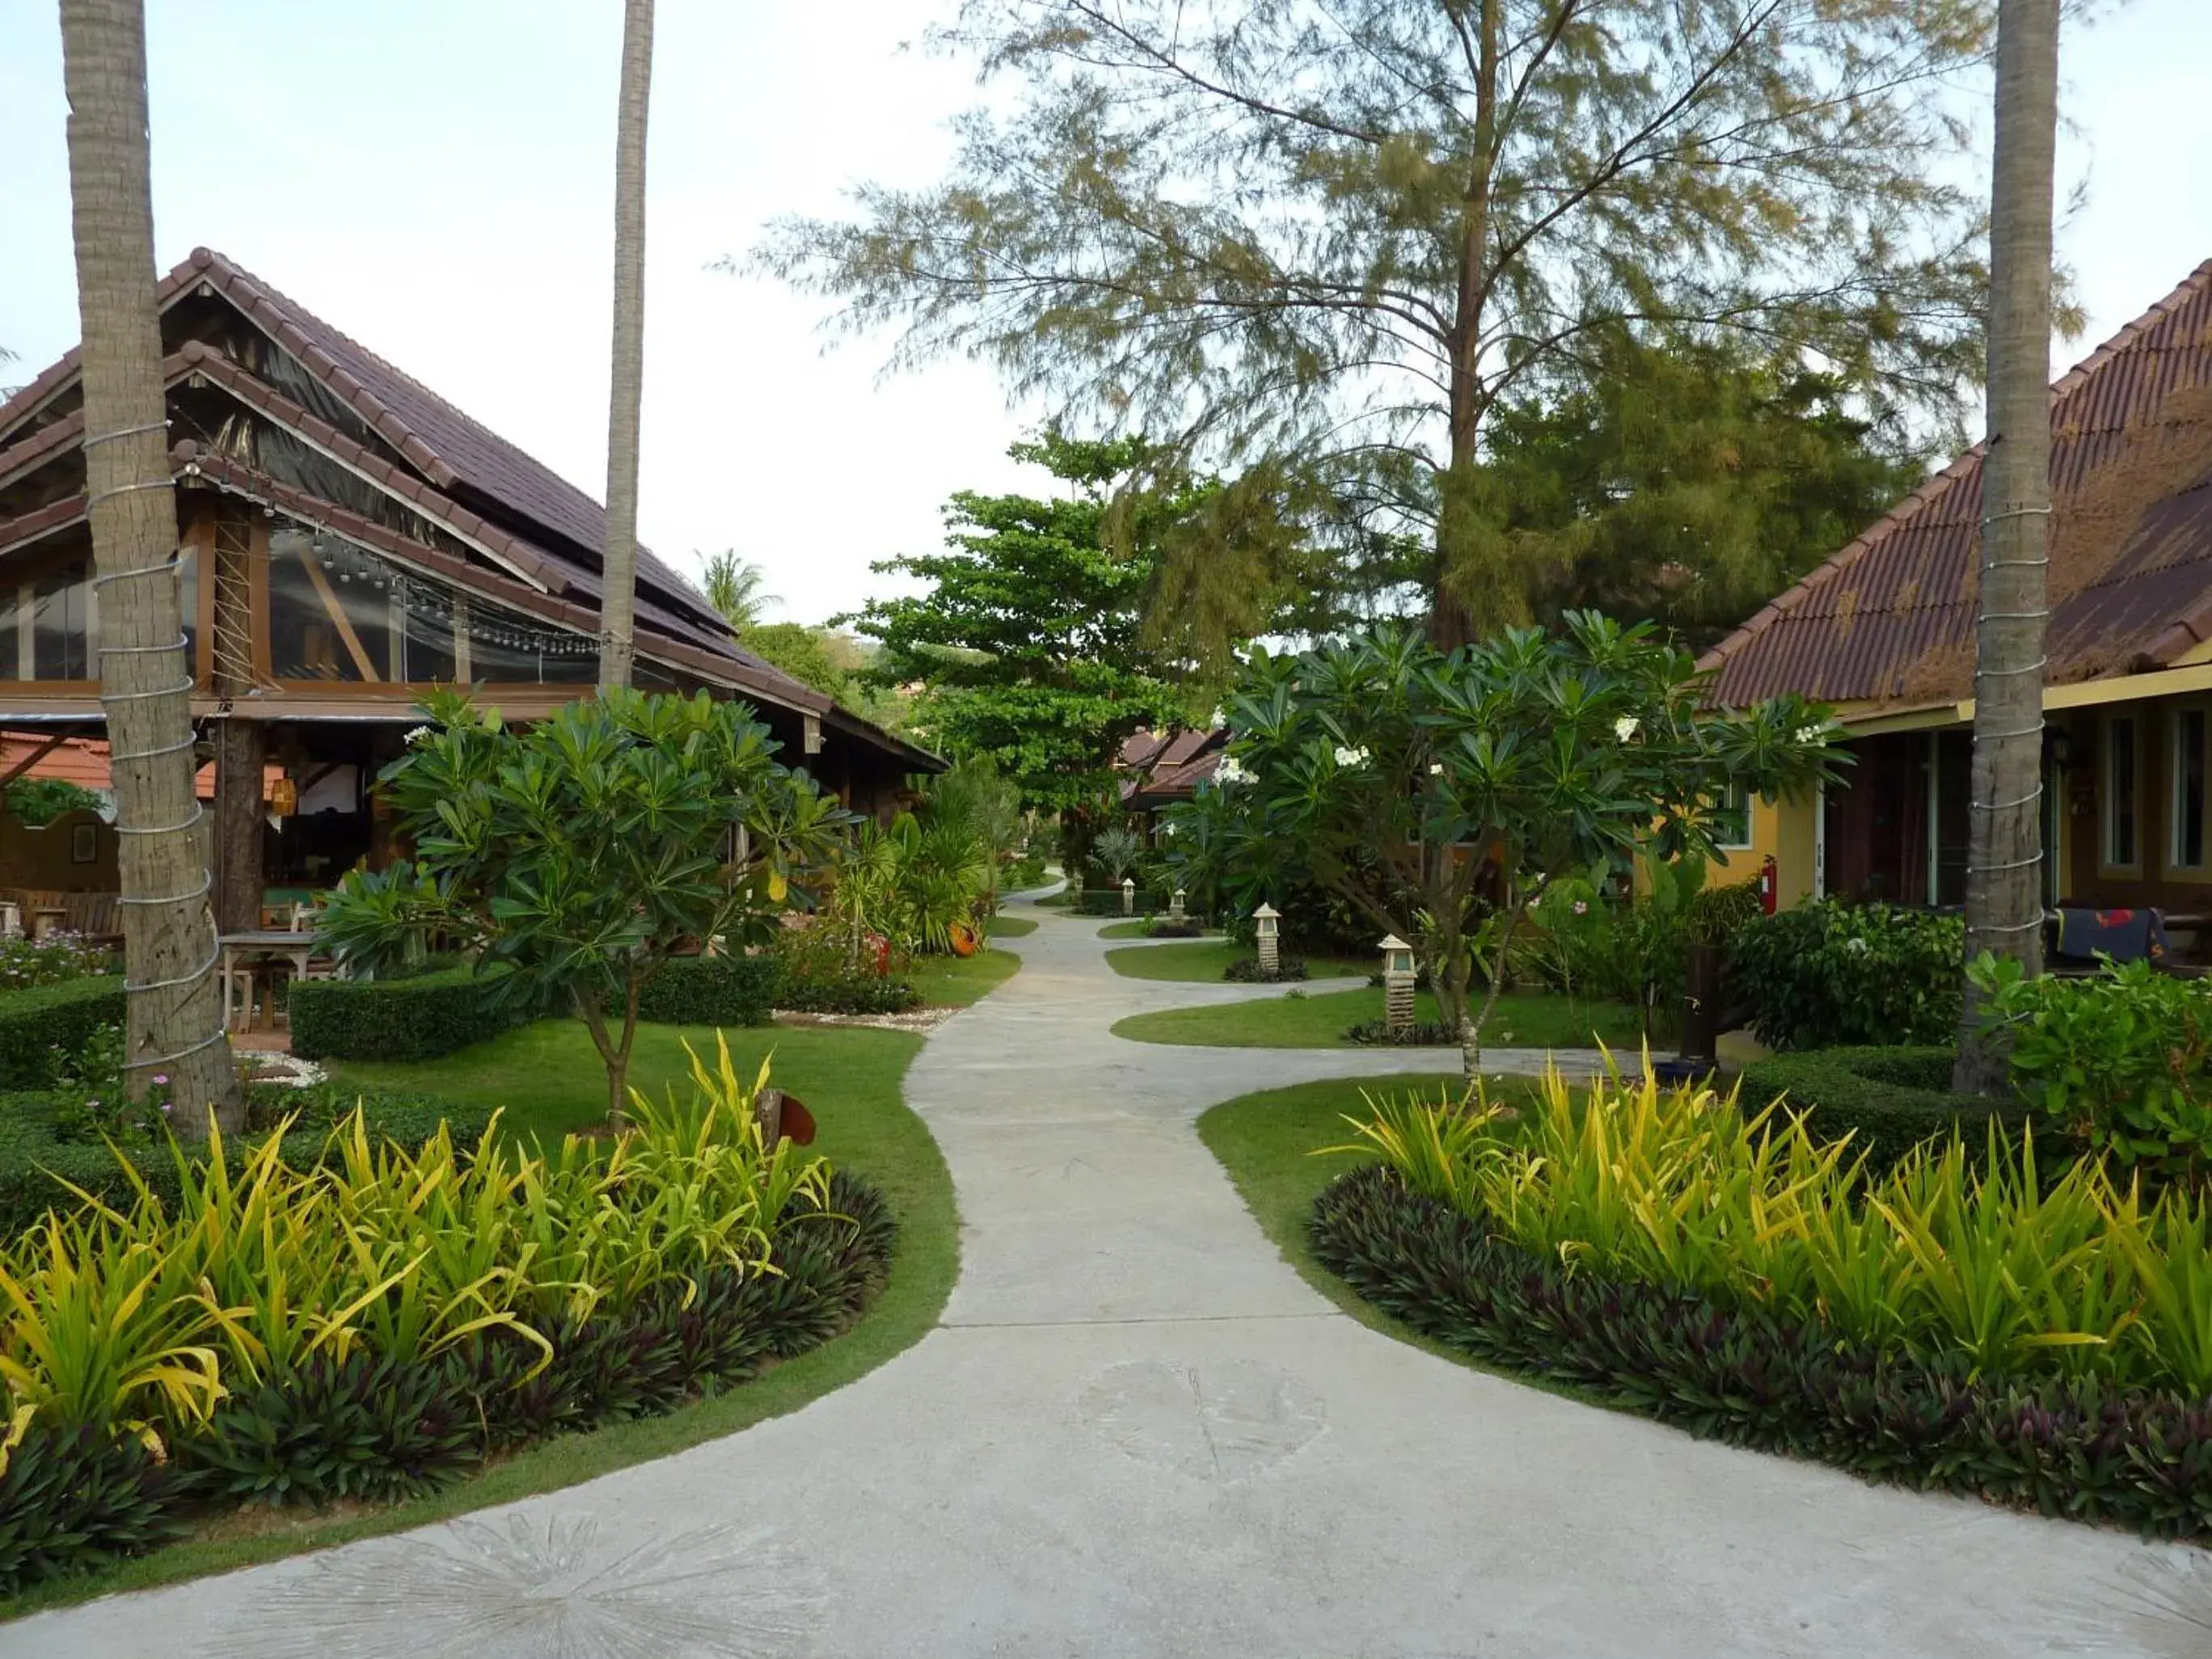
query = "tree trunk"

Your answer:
(210, 720), (264, 933)
(60, 0), (239, 1137)
(597, 0), (655, 692)
(1954, 0), (2058, 1096)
